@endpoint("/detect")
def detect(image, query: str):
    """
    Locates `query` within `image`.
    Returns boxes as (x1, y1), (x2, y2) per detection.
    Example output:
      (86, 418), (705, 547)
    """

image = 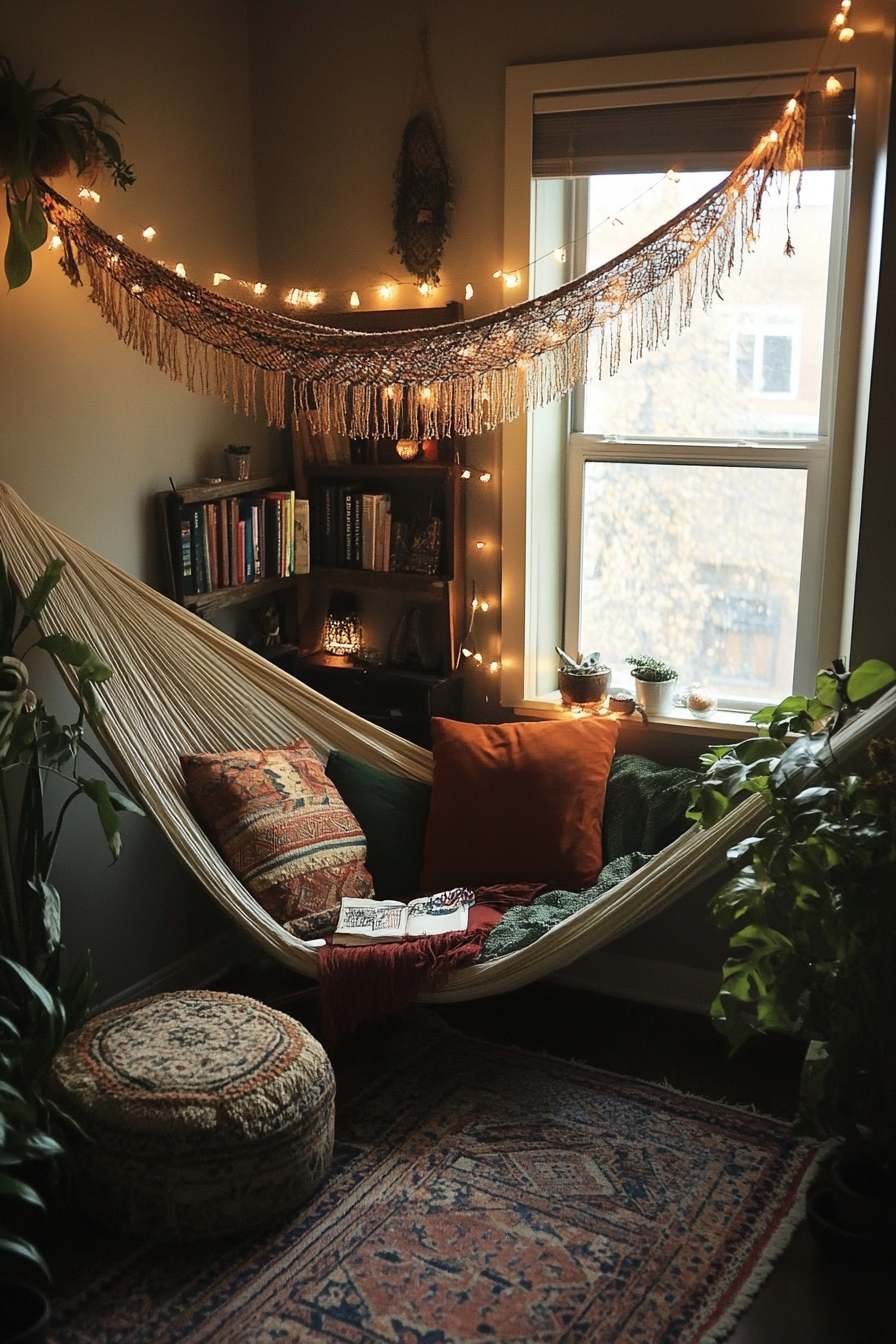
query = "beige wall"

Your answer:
(0, 0), (281, 997)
